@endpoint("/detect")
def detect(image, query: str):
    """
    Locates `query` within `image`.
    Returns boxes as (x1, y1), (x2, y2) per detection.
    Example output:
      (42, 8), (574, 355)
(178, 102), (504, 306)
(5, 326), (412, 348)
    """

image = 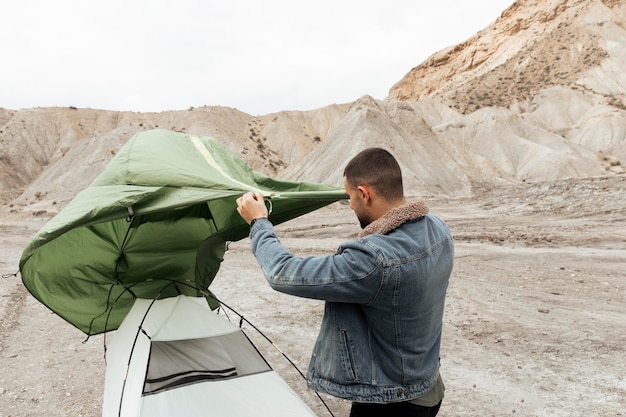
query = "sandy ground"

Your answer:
(1, 176), (625, 417)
